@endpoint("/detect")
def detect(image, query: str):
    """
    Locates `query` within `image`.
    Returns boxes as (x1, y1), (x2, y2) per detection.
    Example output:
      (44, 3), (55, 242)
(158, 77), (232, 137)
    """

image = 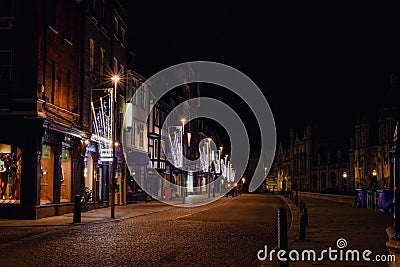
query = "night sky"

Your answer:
(126, 2), (400, 143)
